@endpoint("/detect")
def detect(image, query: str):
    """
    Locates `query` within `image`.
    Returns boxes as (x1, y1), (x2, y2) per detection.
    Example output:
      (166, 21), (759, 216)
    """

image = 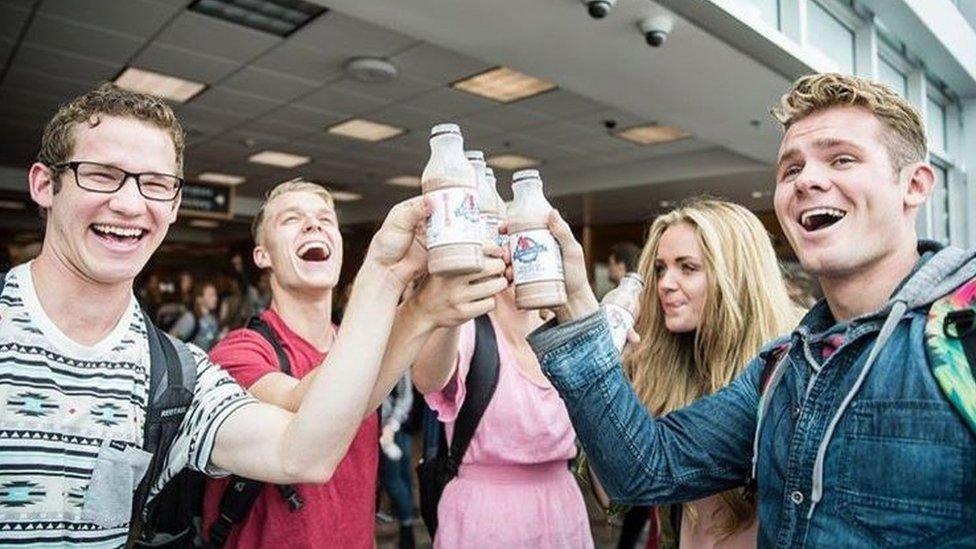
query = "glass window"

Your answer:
(808, 1), (855, 74)
(932, 163), (950, 244)
(927, 97), (947, 153)
(743, 0), (779, 28)
(877, 57), (907, 97)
